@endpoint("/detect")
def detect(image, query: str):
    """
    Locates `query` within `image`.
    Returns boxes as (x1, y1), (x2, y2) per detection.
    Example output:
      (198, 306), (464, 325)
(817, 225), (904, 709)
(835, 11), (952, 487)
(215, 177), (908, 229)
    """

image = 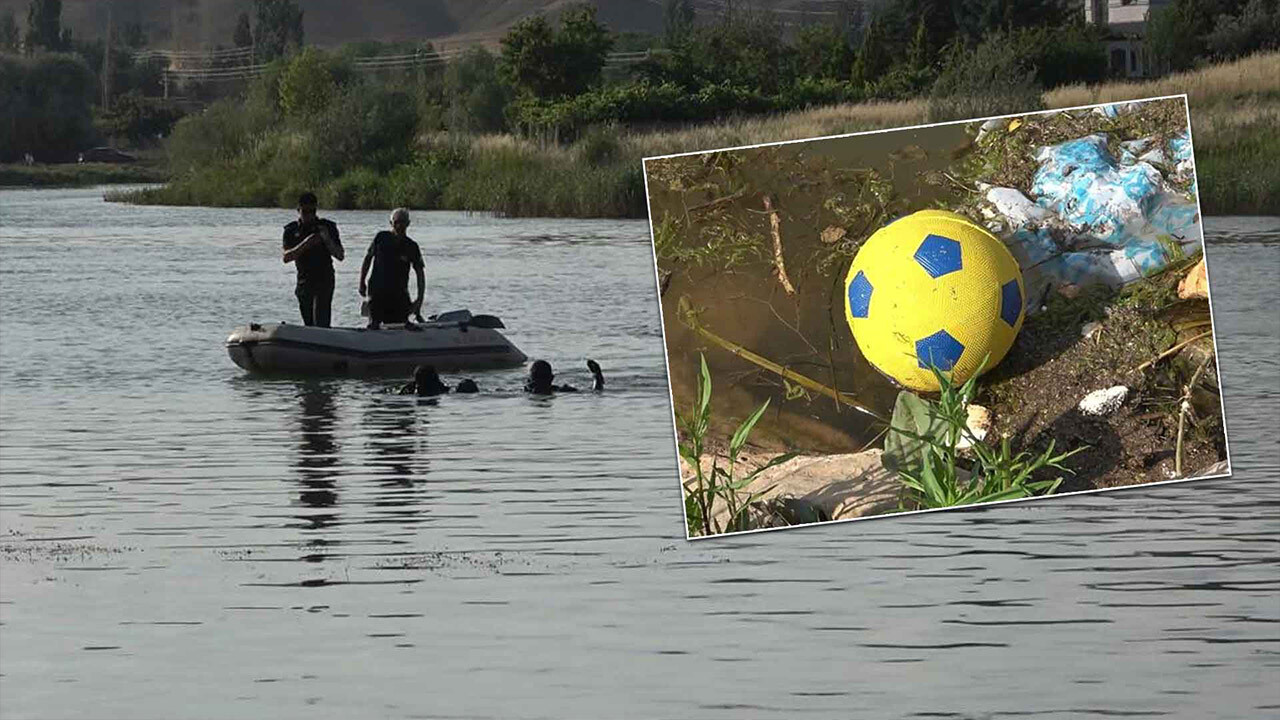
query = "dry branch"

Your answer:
(762, 195), (796, 295)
